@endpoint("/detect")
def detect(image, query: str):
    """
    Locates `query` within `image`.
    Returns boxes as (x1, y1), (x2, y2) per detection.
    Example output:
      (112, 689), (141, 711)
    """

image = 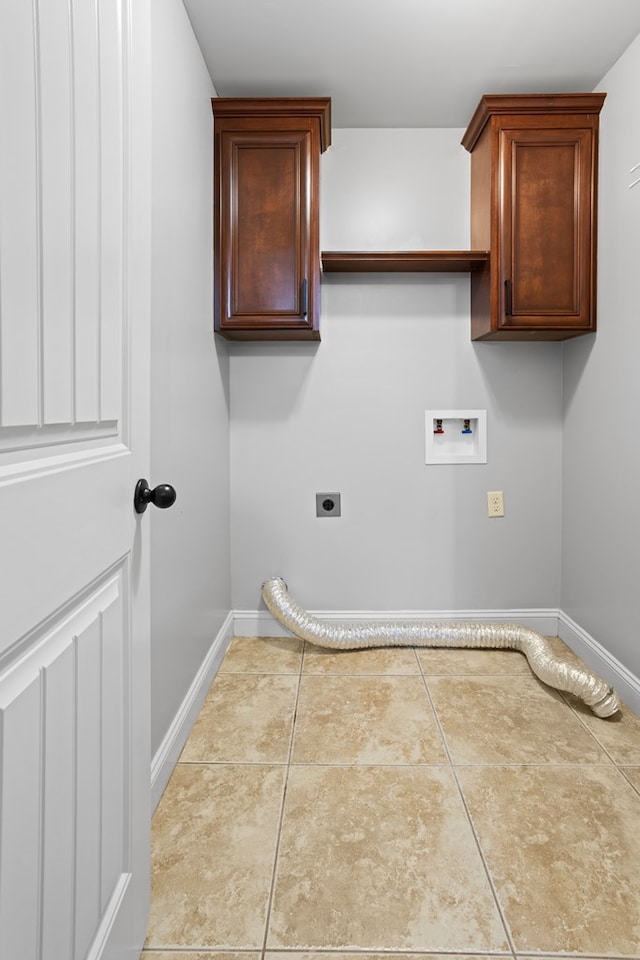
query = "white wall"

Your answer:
(150, 0), (231, 755)
(561, 33), (640, 677)
(230, 129), (563, 613)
